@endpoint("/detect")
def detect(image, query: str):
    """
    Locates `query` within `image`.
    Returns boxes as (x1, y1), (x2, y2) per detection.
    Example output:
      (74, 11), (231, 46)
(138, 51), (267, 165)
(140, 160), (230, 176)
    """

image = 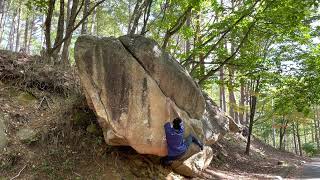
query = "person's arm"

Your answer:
(166, 98), (173, 122)
(164, 122), (171, 134)
(180, 120), (185, 133)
